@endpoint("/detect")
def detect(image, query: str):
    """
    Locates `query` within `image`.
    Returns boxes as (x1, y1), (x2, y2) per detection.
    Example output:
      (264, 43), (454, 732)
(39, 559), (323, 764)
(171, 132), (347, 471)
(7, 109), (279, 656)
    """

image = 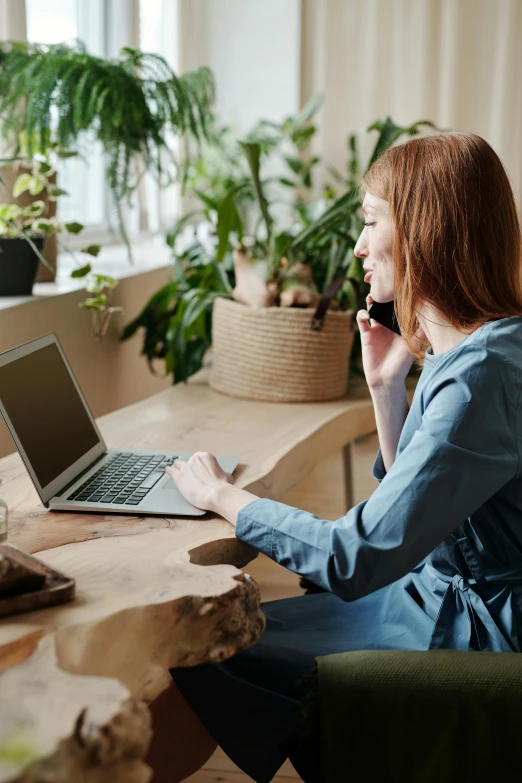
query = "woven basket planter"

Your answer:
(209, 297), (355, 403)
